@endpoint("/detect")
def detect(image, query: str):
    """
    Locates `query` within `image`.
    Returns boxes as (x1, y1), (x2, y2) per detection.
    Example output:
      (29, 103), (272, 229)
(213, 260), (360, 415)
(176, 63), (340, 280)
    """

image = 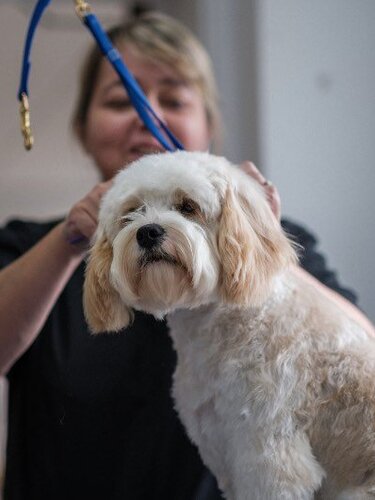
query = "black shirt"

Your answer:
(0, 218), (357, 500)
